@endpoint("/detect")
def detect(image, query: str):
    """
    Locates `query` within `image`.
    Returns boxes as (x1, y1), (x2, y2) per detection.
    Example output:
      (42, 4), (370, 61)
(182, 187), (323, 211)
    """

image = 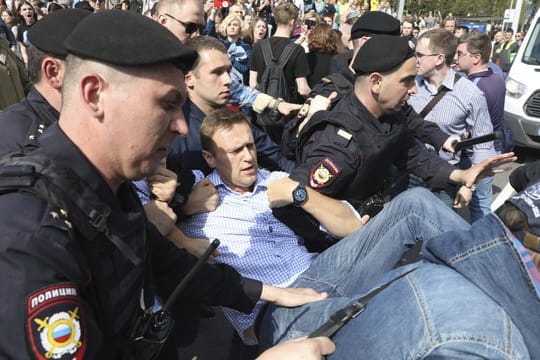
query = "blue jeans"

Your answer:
(469, 175), (493, 222)
(258, 188), (470, 347)
(260, 195), (539, 359)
